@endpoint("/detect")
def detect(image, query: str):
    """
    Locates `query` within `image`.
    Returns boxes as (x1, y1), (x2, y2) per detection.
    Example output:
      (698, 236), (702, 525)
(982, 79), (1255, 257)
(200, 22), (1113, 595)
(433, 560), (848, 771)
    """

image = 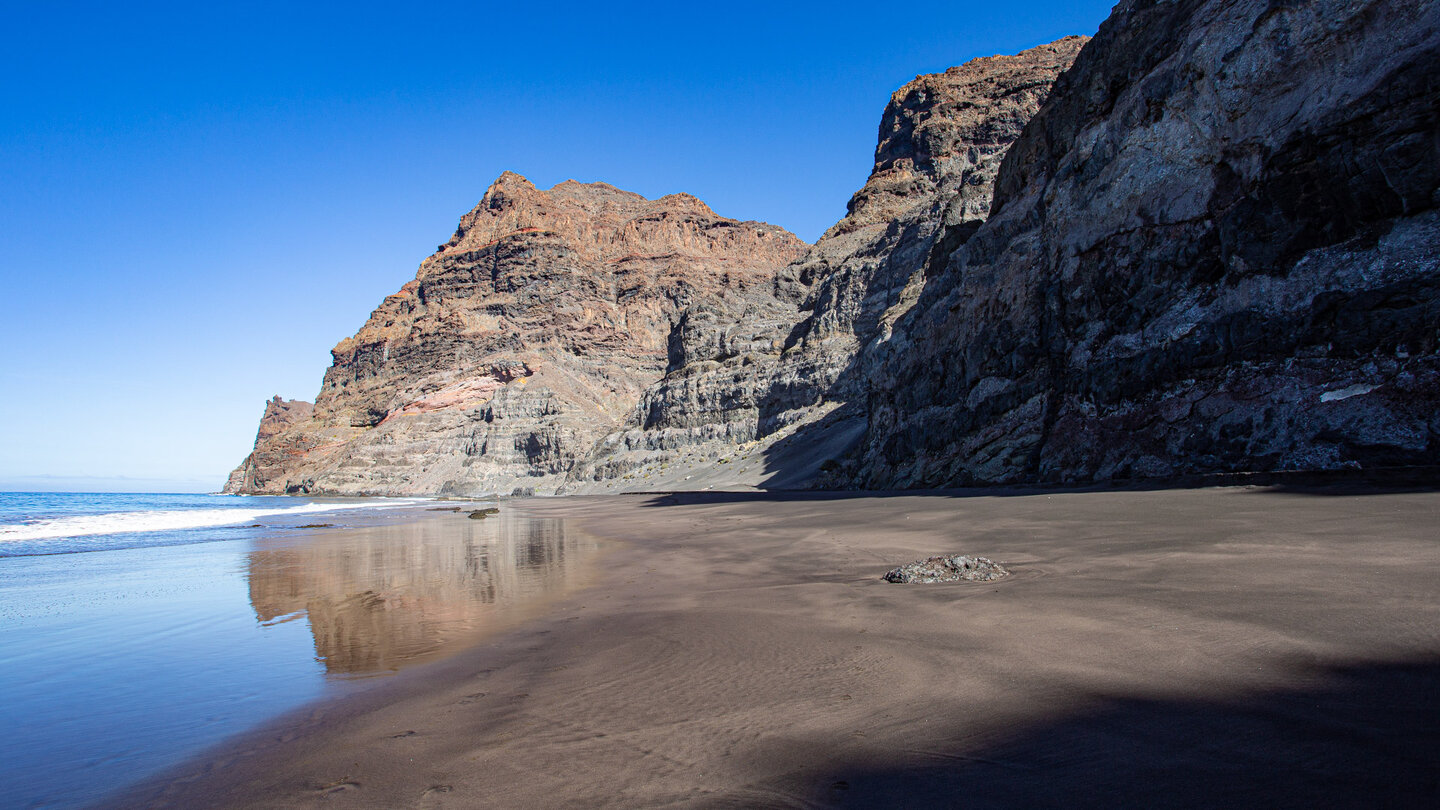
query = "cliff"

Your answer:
(224, 174), (805, 495)
(854, 0), (1440, 486)
(230, 0), (1440, 494)
(566, 37), (1088, 491)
